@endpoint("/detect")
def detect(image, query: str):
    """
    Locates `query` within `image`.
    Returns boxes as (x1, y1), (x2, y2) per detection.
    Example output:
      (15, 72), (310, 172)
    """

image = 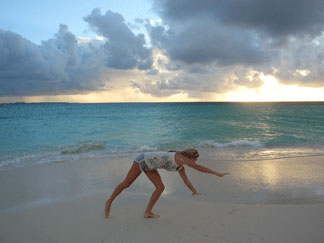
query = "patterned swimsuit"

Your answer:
(134, 152), (183, 172)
